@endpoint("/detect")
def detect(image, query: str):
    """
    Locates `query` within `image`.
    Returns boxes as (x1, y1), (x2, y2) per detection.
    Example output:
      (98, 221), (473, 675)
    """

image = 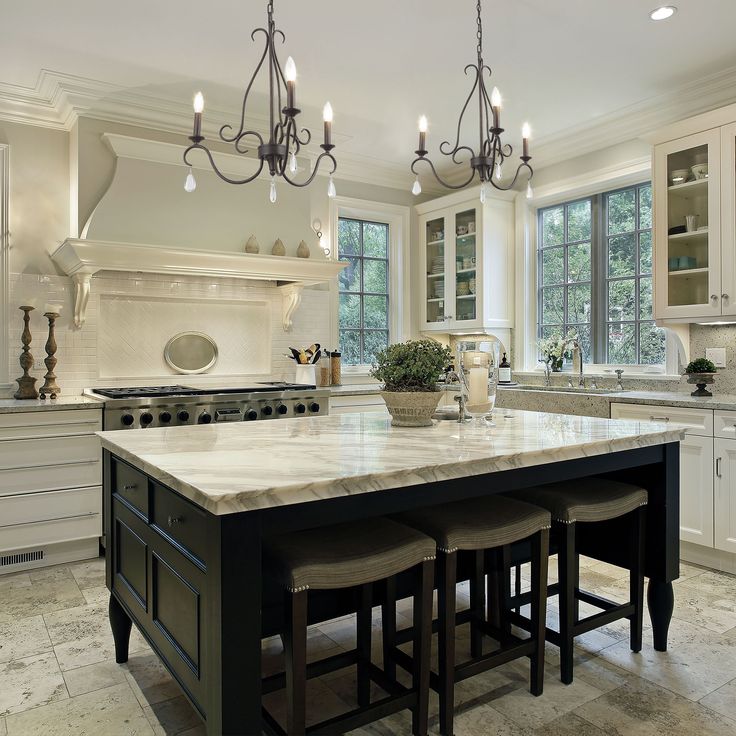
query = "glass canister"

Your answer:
(330, 351), (342, 386)
(456, 340), (501, 423)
